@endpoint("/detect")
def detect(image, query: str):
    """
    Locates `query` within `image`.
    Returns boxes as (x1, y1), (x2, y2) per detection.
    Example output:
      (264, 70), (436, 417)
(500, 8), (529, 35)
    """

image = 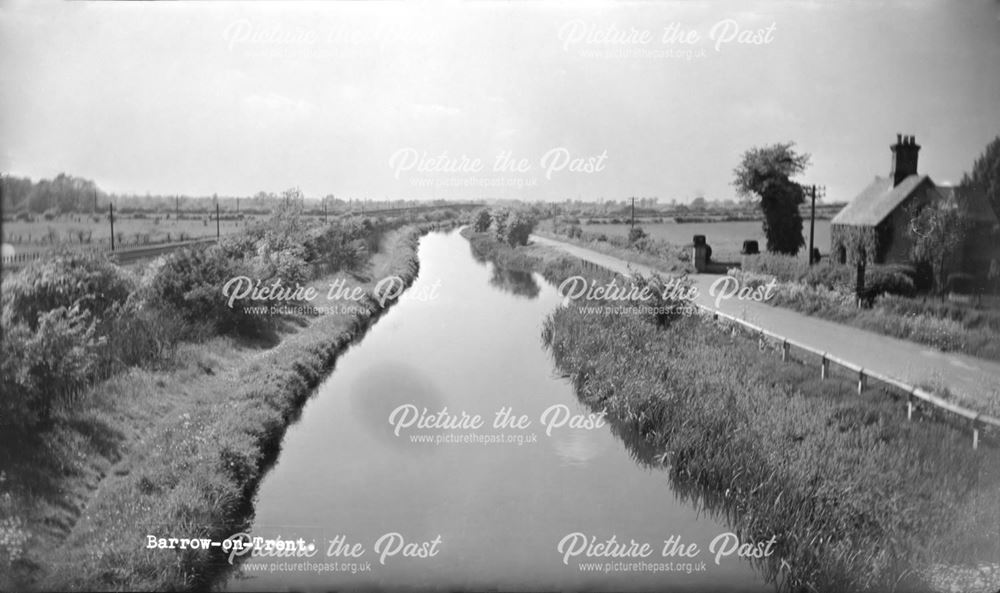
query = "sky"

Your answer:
(1, 0), (999, 204)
